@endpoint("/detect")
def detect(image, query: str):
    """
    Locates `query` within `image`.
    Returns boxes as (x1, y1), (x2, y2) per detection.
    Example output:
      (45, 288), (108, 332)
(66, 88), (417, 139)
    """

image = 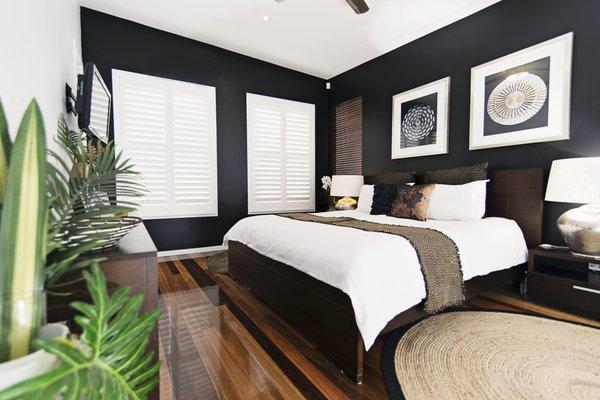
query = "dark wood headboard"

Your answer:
(487, 168), (543, 248)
